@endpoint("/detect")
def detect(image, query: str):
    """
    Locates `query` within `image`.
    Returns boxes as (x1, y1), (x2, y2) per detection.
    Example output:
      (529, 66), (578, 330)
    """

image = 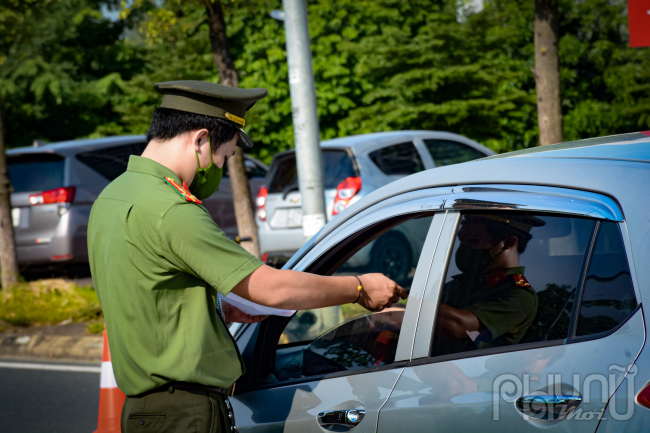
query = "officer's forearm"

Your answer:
(231, 265), (359, 310)
(436, 304), (481, 339)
